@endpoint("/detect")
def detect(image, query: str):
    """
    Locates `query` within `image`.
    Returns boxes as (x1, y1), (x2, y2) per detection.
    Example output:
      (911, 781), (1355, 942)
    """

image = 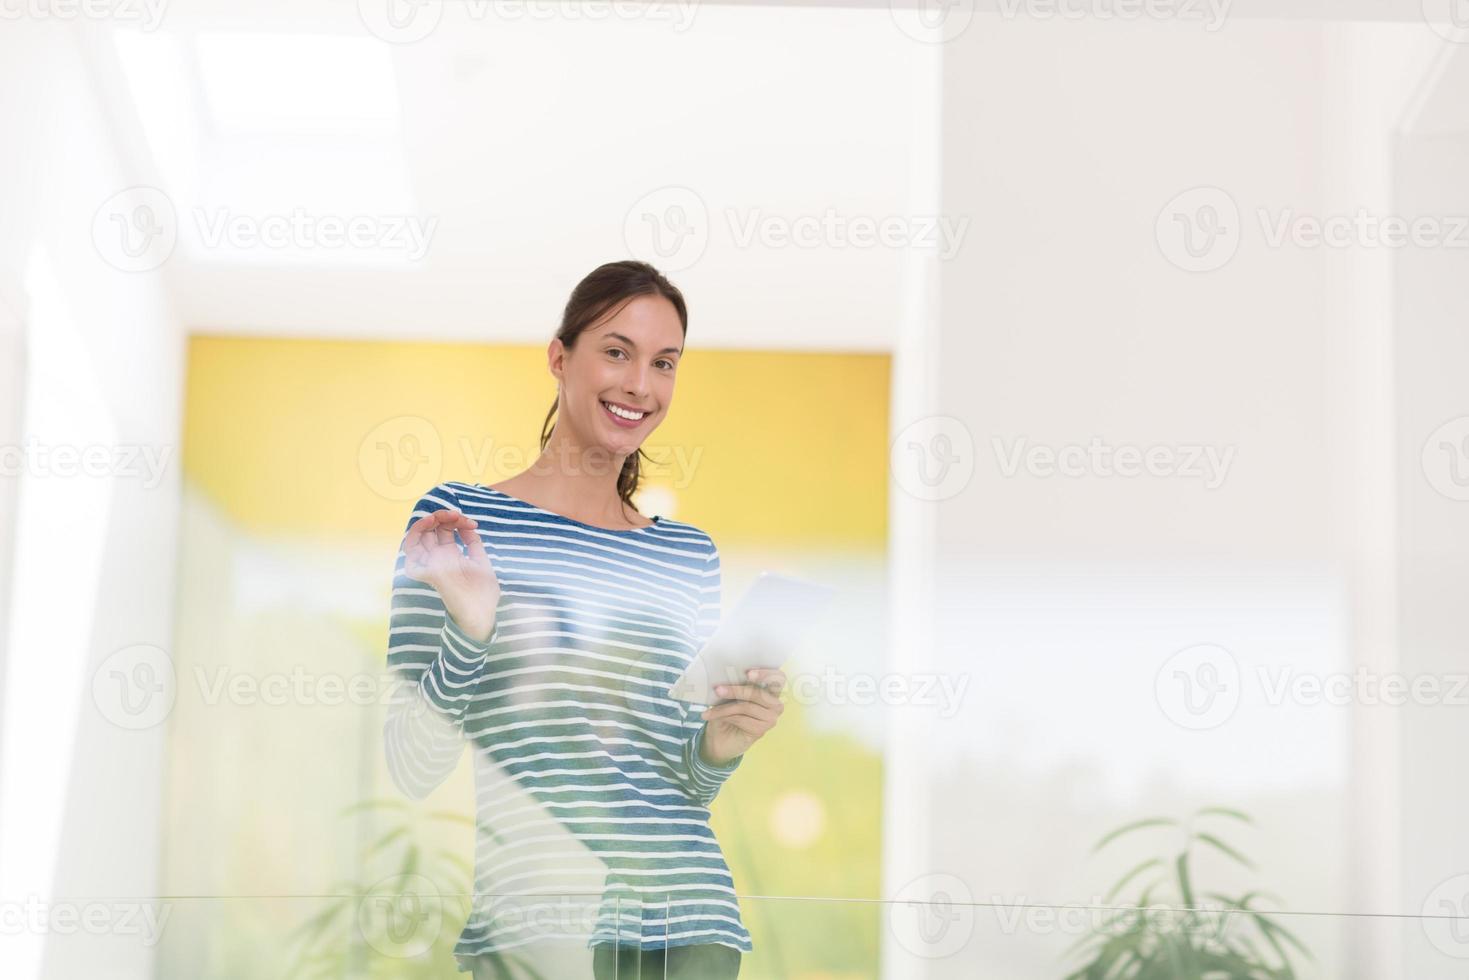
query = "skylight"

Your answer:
(194, 32), (401, 137)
